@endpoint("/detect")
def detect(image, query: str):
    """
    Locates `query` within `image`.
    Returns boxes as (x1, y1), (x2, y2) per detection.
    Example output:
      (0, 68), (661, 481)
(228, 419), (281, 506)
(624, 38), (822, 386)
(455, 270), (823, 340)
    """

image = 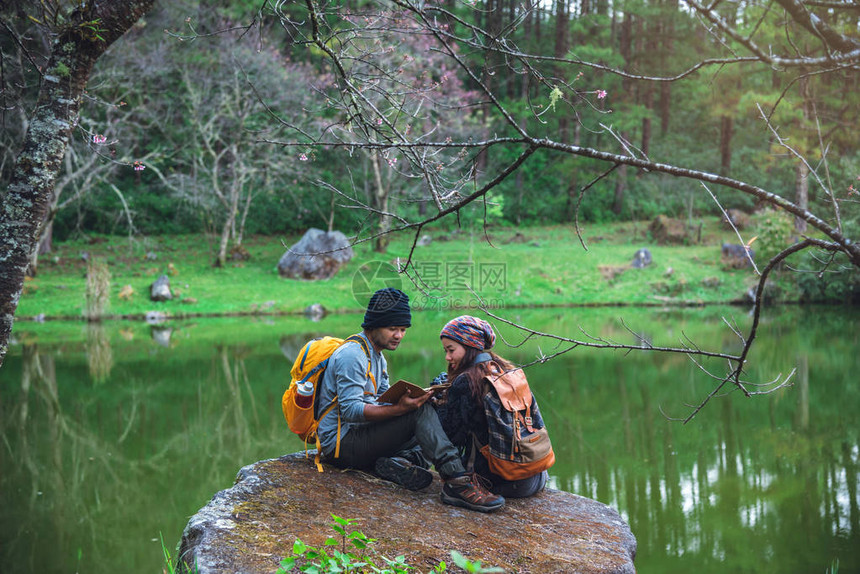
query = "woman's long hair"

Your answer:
(448, 346), (514, 400)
